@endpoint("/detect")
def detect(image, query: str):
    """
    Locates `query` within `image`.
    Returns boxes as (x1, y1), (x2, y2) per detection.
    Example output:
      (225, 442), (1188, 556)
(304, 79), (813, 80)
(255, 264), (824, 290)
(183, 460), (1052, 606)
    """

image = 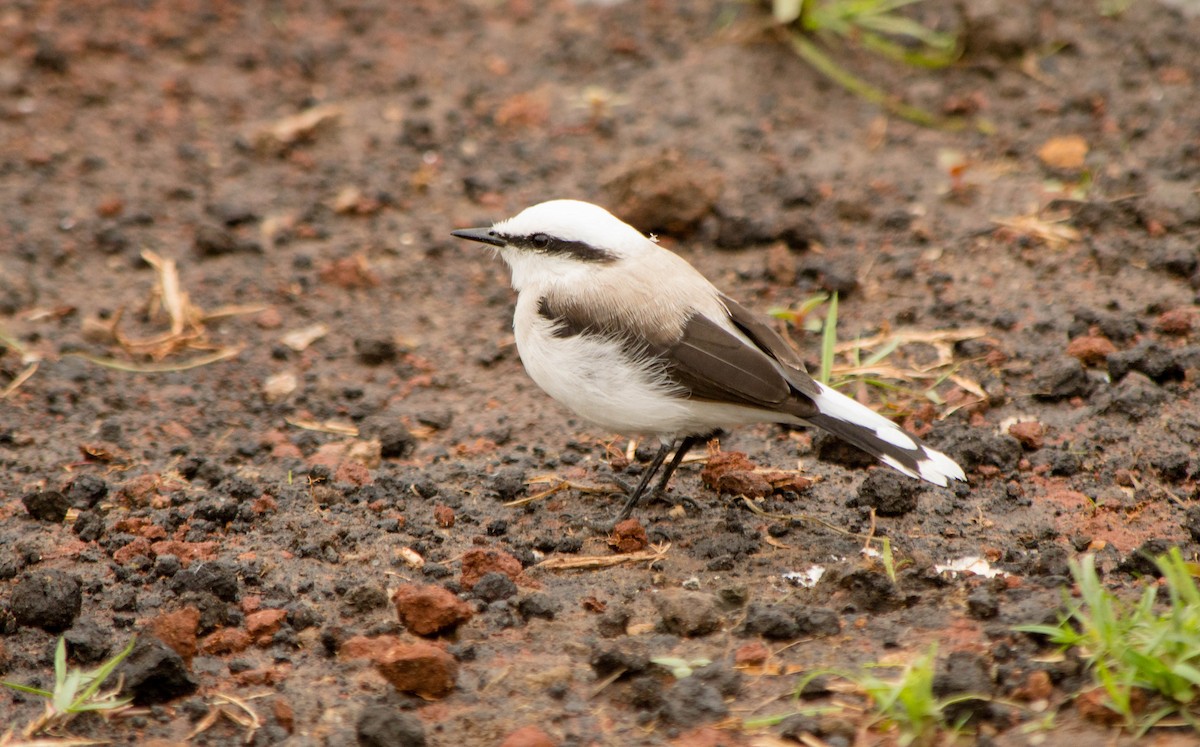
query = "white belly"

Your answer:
(512, 295), (794, 437)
